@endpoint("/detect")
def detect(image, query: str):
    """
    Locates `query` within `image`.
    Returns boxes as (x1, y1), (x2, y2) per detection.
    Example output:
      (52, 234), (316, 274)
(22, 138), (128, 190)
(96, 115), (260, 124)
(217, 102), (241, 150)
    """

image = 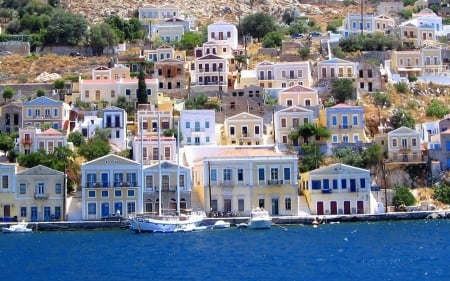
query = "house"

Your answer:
(222, 112), (263, 146)
(300, 163), (376, 215)
(390, 49), (423, 78)
(357, 60), (386, 92)
(190, 54), (228, 93)
(132, 135), (177, 164)
(324, 103), (367, 147)
(77, 77), (159, 107)
(0, 100), (21, 134)
(157, 17), (189, 43)
(430, 128), (450, 170)
(387, 126), (424, 163)
(0, 163), (17, 222)
(22, 96), (71, 131)
(207, 20), (238, 49)
(340, 13), (395, 37)
(144, 44), (186, 63)
(17, 127), (66, 154)
(91, 65), (130, 80)
(180, 110), (216, 146)
(274, 105), (314, 146)
(142, 160), (193, 215)
(278, 85), (319, 107)
(189, 146), (299, 216)
(154, 58), (186, 97)
(395, 22), (437, 48)
(138, 4), (181, 37)
(223, 85), (266, 118)
(15, 165), (65, 222)
(194, 40), (237, 72)
(102, 106), (128, 151)
(317, 58), (358, 80)
(256, 60), (313, 89)
(81, 154), (142, 220)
